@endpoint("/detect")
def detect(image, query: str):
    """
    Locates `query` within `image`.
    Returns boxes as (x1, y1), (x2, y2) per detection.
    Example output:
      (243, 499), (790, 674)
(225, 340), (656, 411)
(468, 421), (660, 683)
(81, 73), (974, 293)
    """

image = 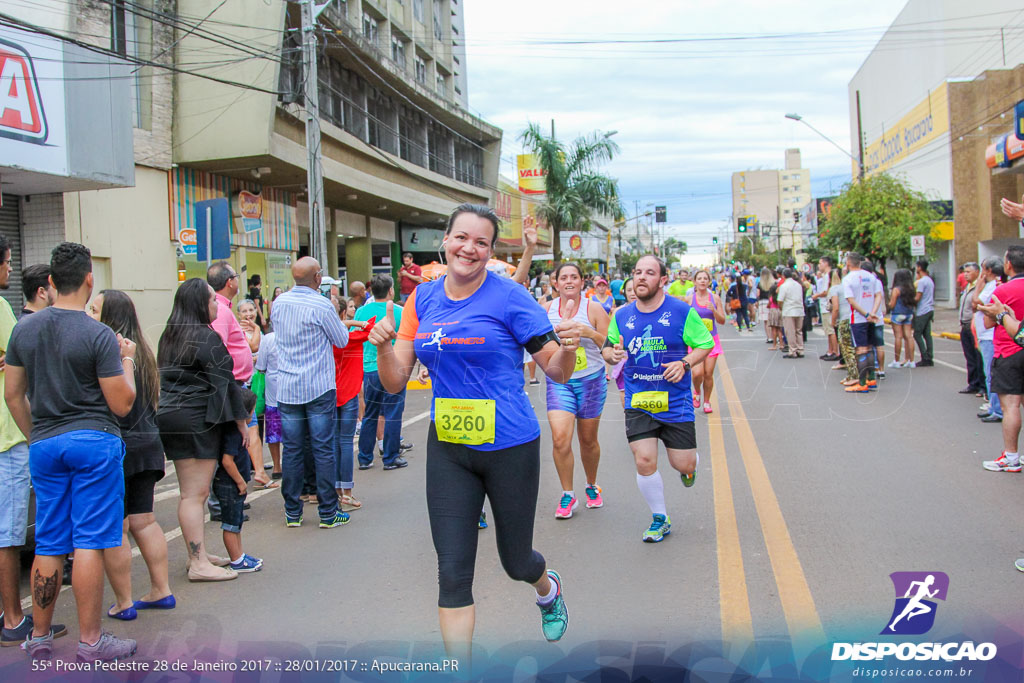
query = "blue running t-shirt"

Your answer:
(398, 272), (555, 451)
(607, 295), (714, 423)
